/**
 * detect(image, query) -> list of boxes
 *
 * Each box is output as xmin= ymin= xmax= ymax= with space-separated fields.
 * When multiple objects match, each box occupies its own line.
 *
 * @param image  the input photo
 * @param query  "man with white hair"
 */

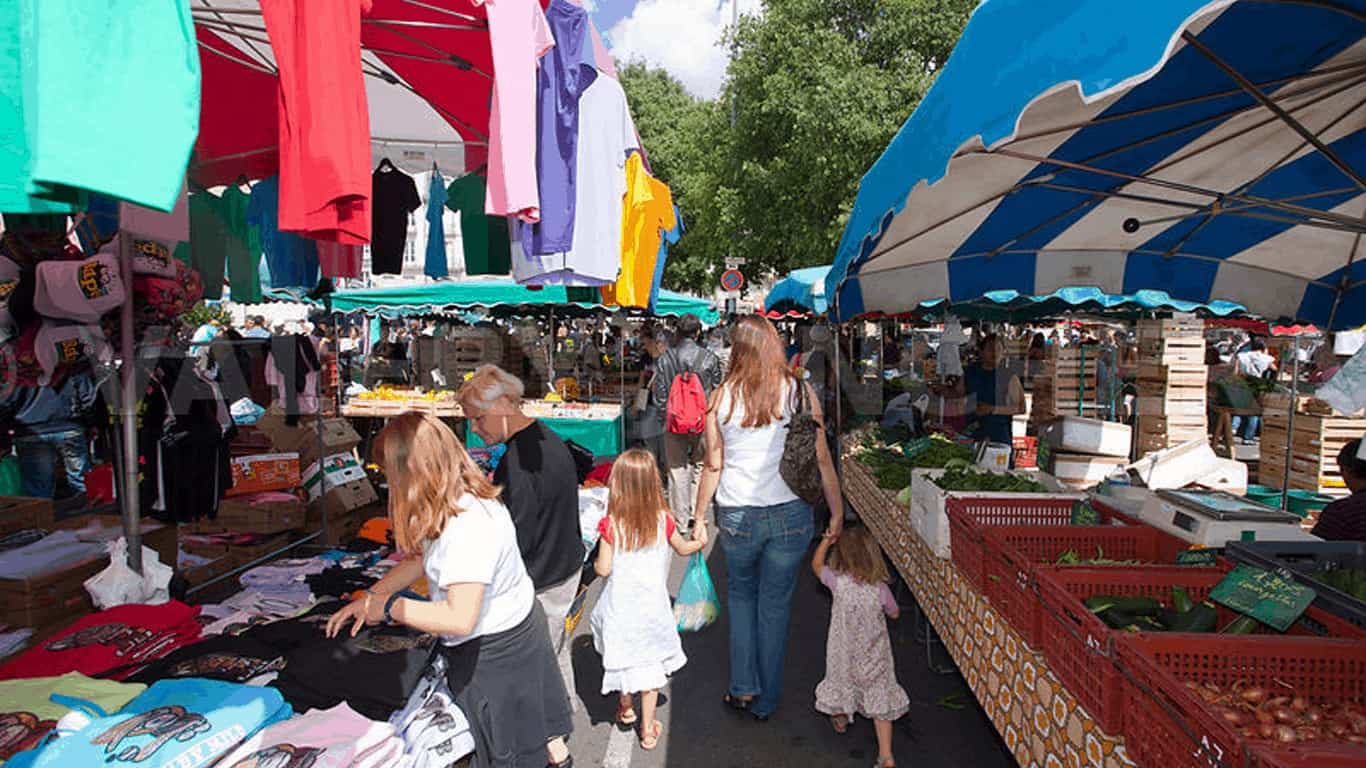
xmin=457 ymin=364 xmax=582 ymax=704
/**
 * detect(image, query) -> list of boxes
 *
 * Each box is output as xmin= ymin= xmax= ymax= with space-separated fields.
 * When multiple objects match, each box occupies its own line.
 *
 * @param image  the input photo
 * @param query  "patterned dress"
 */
xmin=814 ymin=568 xmax=910 ymax=721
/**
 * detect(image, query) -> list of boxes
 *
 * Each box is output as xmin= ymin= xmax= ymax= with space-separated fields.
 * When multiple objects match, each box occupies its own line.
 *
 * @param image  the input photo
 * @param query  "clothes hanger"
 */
xmin=377 ymin=157 xmax=396 ymax=172
xmin=234 ymin=173 xmax=249 ymax=189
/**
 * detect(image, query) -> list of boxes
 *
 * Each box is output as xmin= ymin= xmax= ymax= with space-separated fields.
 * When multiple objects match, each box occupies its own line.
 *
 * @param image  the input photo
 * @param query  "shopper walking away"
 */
xmin=325 ymin=413 xmax=574 ymax=768
xmin=691 ymin=315 xmax=845 ymax=721
xmin=457 ymin=364 xmax=584 ymax=706
xmin=652 ymin=313 xmax=723 ymax=529
xmin=812 ymin=526 xmax=909 ymax=768
xmin=590 ymin=449 xmax=705 ymax=750
xmin=1232 ymin=337 xmax=1277 ymax=440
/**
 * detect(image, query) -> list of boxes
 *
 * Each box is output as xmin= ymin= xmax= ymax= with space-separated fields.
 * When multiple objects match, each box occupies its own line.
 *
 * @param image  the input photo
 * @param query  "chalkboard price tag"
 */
xmin=1209 ymin=564 xmax=1316 ymax=631
xmin=1176 ymin=548 xmax=1219 ymax=566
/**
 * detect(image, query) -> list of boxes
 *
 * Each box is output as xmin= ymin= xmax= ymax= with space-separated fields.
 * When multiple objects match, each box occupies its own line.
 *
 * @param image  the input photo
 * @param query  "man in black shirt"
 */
xmin=458 ymin=364 xmax=582 ymax=701
xmin=1311 ymin=439 xmax=1366 ymax=542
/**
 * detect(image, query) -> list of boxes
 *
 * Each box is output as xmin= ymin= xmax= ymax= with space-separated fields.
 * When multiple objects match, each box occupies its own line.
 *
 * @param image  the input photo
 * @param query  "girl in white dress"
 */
xmin=591 ymin=449 xmax=705 ymax=750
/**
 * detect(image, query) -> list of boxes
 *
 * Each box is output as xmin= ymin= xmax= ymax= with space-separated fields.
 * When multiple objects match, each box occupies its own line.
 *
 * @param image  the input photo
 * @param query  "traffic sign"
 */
xmin=724 ymin=257 xmax=747 ymax=269
xmin=720 ymin=269 xmax=745 ymax=292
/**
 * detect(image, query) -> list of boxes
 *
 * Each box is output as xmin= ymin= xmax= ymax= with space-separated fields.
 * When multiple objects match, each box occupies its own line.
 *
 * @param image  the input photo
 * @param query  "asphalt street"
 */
xmin=557 ymin=533 xmax=1015 ymax=768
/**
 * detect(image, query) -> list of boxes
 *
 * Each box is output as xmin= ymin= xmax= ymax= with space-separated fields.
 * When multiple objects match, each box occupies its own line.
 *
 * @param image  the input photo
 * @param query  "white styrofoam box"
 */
xmin=1038 ymin=416 xmax=1132 ymax=458
xmin=1128 ymin=439 xmax=1219 ymax=490
xmin=1046 ymin=453 xmax=1128 ymax=489
xmin=908 ymin=468 xmax=1084 ymax=559
xmin=302 ymin=452 xmax=366 ymax=502
xmin=1193 ymin=458 xmax=1248 ymax=496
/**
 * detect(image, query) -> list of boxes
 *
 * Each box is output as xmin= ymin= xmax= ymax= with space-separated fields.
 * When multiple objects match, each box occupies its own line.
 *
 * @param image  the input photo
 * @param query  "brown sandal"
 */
xmin=639 ymin=720 xmax=663 ymax=750
xmin=616 ymin=700 xmax=638 ymax=727
xmin=830 ymin=714 xmax=849 ymax=734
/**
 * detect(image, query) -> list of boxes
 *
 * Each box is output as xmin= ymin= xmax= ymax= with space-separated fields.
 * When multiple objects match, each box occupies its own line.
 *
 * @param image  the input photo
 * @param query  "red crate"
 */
xmin=1043 ymin=566 xmax=1365 ymax=740
xmin=1012 ymin=436 xmax=1038 ymax=468
xmin=980 ymin=523 xmax=1191 ymax=649
xmin=1246 ymin=744 xmax=1366 ymax=768
xmin=945 ymin=496 xmax=1132 ymax=592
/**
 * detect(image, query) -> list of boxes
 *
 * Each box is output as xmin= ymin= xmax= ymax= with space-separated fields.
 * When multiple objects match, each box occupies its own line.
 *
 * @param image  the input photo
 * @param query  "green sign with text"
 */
xmin=1209 ymin=564 xmax=1315 ymax=631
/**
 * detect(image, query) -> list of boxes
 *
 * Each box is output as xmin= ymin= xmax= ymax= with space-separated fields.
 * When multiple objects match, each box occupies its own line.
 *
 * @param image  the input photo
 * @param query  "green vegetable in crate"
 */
xmin=1084 ymin=595 xmax=1162 ymax=616
xmin=1070 ymin=500 xmax=1101 ymax=526
xmin=1054 ymin=547 xmax=1141 ymax=566
xmin=1171 ymin=586 xmax=1193 ymax=614
xmin=1221 ymin=615 xmax=1261 ymax=634
xmin=1167 ymin=602 xmax=1218 ymax=633
xmin=1308 ymin=568 xmax=1366 ymax=601
xmin=933 ymin=465 xmax=1047 ymax=493
xmin=895 ymin=486 xmax=913 ymax=506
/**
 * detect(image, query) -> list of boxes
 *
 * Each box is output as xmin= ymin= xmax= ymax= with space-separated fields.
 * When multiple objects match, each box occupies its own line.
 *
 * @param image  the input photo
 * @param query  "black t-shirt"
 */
xmin=370 ymin=167 xmax=422 ymax=275
xmin=493 ymin=420 xmax=583 ymax=590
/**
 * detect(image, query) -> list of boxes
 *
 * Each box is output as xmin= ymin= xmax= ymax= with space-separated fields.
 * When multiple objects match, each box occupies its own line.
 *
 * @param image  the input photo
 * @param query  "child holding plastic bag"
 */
xmin=591 ymin=449 xmax=706 ymax=750
xmin=812 ymin=526 xmax=909 ymax=768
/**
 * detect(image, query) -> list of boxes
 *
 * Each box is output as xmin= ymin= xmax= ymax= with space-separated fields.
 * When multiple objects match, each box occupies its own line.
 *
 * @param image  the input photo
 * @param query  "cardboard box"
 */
xmin=303 ymin=454 xmax=368 ymax=502
xmin=199 ymin=495 xmax=305 ymax=535
xmin=227 ymin=453 xmax=301 ymax=497
xmin=256 ymin=411 xmax=360 ymax=467
xmin=180 ymin=555 xmax=235 ymax=586
xmin=0 ymin=559 xmax=99 ymax=630
xmin=225 ymin=534 xmax=291 ymax=569
xmin=308 ymin=479 xmax=378 ymax=523
xmin=0 ymin=497 xmax=54 ymax=537
xmin=317 ymin=511 xmax=363 ymax=547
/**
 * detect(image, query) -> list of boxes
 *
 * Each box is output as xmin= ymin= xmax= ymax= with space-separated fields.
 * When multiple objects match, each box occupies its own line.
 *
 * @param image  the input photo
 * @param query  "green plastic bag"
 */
xmin=0 ymin=454 xmax=20 ymax=496
xmin=674 ymin=553 xmax=719 ymax=632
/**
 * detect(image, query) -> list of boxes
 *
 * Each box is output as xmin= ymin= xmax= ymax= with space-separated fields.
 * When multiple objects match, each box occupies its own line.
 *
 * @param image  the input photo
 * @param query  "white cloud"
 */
xmin=605 ymin=0 xmax=761 ymax=100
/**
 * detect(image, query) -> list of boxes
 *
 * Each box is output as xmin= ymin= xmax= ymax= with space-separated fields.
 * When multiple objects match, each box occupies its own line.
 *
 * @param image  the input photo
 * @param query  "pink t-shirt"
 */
xmin=476 ymin=0 xmax=554 ymax=222
xmin=820 ymin=568 xmax=899 ymax=615
xmin=316 ymin=240 xmax=362 ymax=278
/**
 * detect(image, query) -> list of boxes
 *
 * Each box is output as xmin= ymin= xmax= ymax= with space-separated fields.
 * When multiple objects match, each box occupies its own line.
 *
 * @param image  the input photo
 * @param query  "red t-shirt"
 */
xmin=597 ymin=513 xmax=675 ymax=547
xmin=0 ymin=602 xmax=202 ymax=681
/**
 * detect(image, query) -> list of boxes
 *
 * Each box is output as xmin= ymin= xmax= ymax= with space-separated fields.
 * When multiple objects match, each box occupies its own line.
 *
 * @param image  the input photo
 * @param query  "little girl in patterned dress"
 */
xmin=591 ymin=449 xmax=706 ymax=751
xmin=812 ymin=525 xmax=909 ymax=768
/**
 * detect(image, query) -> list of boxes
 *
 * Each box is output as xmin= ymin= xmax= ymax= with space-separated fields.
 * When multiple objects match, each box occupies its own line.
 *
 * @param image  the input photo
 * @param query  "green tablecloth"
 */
xmin=467 ymin=416 xmax=623 ymax=458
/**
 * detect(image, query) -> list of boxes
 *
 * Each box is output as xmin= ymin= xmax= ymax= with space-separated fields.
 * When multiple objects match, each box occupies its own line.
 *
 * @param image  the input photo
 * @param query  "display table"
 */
xmin=841 ymin=454 xmax=1134 ymax=768
xmin=467 ymin=402 xmax=624 ymax=457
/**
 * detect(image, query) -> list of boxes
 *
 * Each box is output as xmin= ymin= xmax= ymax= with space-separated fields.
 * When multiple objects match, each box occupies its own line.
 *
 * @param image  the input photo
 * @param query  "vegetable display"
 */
xmin=1308 ymin=569 xmax=1366 ymax=601
xmin=854 ymin=430 xmax=974 ymax=490
xmin=1083 ymin=587 xmax=1276 ymax=635
xmin=1183 ymin=679 xmax=1366 ymax=745
xmin=933 ymin=463 xmax=1047 ymax=493
xmin=1054 ymin=547 xmax=1141 ymax=566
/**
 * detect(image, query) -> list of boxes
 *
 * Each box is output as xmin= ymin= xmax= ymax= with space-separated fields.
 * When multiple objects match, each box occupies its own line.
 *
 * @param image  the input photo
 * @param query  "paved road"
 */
xmin=559 ymin=534 xmax=1014 ymax=768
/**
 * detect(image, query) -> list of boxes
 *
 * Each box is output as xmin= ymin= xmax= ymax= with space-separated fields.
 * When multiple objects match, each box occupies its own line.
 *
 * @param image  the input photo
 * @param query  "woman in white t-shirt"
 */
xmin=325 ymin=412 xmax=574 ymax=768
xmin=691 ymin=315 xmax=845 ymax=722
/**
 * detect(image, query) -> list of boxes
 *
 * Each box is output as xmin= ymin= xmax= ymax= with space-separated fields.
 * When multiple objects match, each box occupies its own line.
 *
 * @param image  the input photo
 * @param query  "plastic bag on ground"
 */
xmin=674 ymin=553 xmax=719 ymax=632
xmin=84 ymin=537 xmax=173 ymax=609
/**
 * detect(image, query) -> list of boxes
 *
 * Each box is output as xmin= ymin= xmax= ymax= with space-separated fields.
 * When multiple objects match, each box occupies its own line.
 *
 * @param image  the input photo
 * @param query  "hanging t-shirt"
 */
xmin=21 ymin=678 xmax=290 ymax=768
xmin=513 ymin=74 xmax=637 ymax=287
xmin=217 ymin=703 xmax=404 ymax=768
xmin=0 ymin=674 xmax=145 ymax=763
xmin=246 ymin=176 xmax=319 ymax=290
xmin=649 ymin=207 xmax=683 ymax=311
xmin=261 ymin=0 xmax=371 ymax=245
xmin=2 ymin=0 xmax=197 ymax=214
xmin=423 ymin=172 xmax=449 ymax=279
xmin=517 ymin=0 xmax=596 ymax=256
xmin=316 ymin=241 xmax=363 ymax=279
xmin=601 ymin=154 xmax=676 ymax=309
xmin=188 ymin=188 xmax=259 ymax=302
xmin=445 ymin=174 xmax=511 ymax=276
xmin=370 ymin=167 xmax=421 ymax=276
xmin=475 ymin=0 xmax=554 ymax=221
xmin=0 ymin=602 xmax=202 ymax=681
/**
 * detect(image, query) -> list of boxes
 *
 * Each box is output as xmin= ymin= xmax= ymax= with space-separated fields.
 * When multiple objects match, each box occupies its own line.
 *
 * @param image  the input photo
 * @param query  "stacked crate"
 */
xmin=1029 ymin=345 xmax=1100 ymax=431
xmin=1133 ymin=315 xmax=1208 ymax=453
xmin=1261 ymin=395 xmax=1363 ymax=499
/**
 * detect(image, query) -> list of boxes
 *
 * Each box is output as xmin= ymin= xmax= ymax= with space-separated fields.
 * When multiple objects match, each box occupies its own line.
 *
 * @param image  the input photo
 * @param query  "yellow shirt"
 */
xmin=602 ymin=153 xmax=676 ymax=308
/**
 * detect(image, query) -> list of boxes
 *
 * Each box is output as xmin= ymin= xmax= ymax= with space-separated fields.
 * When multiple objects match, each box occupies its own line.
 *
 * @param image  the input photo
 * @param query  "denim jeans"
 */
xmin=717 ymin=498 xmax=813 ymax=717
xmin=1231 ymin=415 xmax=1262 ymax=440
xmin=15 ymin=429 xmax=90 ymax=498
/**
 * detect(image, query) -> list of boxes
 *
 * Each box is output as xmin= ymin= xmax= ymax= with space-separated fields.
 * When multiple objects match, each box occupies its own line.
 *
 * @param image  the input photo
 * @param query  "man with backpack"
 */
xmin=651 ymin=313 xmax=723 ymax=529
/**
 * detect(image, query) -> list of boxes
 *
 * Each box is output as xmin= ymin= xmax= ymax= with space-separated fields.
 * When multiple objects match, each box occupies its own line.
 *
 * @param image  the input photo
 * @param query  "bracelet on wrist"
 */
xmin=383 ymin=592 xmax=403 ymax=624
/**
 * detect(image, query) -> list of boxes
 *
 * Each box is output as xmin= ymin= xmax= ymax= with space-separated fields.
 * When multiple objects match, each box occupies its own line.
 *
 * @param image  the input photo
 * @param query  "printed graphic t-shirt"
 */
xmin=0 ymin=602 xmax=202 ymax=681
xmin=215 ymin=703 xmax=401 ymax=768
xmin=370 ymin=168 xmax=422 ymax=275
xmin=0 ymin=673 xmax=145 ymax=763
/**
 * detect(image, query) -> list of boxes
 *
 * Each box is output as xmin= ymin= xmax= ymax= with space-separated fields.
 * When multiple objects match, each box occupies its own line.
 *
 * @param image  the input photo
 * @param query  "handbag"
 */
xmin=780 ymin=383 xmax=825 ymax=504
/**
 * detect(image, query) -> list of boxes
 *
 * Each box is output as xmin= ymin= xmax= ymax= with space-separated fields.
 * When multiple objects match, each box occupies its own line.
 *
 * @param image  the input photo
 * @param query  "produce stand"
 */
xmin=467 ymin=402 xmax=624 ymax=458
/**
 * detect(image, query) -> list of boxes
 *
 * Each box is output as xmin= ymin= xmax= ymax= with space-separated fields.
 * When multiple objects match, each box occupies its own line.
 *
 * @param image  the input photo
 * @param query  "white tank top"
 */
xmin=714 ymin=381 xmax=800 ymax=508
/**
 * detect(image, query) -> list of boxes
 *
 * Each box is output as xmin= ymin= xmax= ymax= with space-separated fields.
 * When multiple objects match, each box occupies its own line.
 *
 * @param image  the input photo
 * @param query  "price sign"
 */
xmin=720 ymin=269 xmax=744 ymax=292
xmin=1209 ymin=564 xmax=1315 ymax=631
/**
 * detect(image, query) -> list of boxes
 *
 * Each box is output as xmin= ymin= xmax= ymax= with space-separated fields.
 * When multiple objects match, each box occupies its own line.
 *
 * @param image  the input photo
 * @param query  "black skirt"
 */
xmin=441 ymin=601 xmax=574 ymax=768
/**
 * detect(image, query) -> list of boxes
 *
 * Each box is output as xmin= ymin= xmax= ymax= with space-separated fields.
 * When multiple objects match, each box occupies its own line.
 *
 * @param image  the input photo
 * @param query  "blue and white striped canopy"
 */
xmin=764 ymin=265 xmax=831 ymax=314
xmin=828 ymin=0 xmax=1366 ymax=329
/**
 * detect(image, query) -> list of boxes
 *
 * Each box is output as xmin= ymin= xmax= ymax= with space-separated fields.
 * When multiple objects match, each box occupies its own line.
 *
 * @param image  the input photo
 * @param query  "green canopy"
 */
xmin=267 ymin=279 xmax=719 ymax=325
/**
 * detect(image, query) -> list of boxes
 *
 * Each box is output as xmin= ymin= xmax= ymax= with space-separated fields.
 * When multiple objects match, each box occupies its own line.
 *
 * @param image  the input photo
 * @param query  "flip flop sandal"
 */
xmin=722 ymin=693 xmax=752 ymax=713
xmin=639 ymin=720 xmax=663 ymax=751
xmin=830 ymin=714 xmax=850 ymax=734
xmin=616 ymin=702 xmax=638 ymax=727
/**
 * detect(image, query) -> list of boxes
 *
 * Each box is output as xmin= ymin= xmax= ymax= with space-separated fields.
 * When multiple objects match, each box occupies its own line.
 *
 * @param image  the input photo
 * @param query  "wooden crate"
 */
xmin=0 ymin=557 xmax=101 ymax=630
xmin=1137 ymin=337 xmax=1205 ymax=365
xmin=1136 ymin=396 xmax=1206 ymax=418
xmin=0 ymin=497 xmax=54 ymax=537
xmin=1136 ymin=363 xmax=1207 ymax=386
xmin=1135 ymin=414 xmax=1208 ymax=453
xmin=1136 ymin=315 xmax=1204 ymax=339
xmin=1260 ymin=413 xmax=1362 ymax=497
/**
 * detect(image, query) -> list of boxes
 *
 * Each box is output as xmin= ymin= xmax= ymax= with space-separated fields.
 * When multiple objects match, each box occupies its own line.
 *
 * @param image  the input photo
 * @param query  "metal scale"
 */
xmin=1137 ymin=489 xmax=1321 ymax=546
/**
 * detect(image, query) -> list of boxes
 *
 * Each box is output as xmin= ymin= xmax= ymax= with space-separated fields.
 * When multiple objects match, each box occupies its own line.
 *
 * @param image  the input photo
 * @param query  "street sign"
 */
xmin=724 ymin=257 xmax=747 ymax=269
xmin=720 ymin=269 xmax=744 ymax=292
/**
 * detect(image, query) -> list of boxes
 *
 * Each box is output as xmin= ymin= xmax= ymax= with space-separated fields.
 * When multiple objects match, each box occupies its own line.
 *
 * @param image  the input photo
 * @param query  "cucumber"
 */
xmin=1169 ymin=602 xmax=1218 ymax=633
xmin=1084 ymin=596 xmax=1117 ymax=614
xmin=1104 ymin=596 xmax=1162 ymax=616
xmin=1171 ymin=586 xmax=1193 ymax=615
xmin=1221 ymin=615 xmax=1261 ymax=635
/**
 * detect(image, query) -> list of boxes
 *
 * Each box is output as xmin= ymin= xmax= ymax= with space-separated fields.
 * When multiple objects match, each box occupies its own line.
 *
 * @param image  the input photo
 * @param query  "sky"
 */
xmin=585 ymin=0 xmax=764 ymax=101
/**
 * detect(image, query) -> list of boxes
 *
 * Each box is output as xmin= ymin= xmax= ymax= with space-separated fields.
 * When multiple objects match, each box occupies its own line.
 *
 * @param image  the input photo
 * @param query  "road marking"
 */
xmin=602 ymin=724 xmax=635 ymax=768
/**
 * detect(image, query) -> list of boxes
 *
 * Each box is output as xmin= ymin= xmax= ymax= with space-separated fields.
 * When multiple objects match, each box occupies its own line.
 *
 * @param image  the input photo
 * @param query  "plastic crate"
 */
xmin=1246 ymin=744 xmax=1366 ymax=768
xmin=944 ymin=495 xmax=1136 ymax=591
xmin=1038 ymin=565 xmax=1363 ymax=736
xmin=1012 ymin=436 xmax=1038 ymax=469
xmin=1116 ymin=634 xmax=1366 ymax=768
xmin=1224 ymin=541 xmax=1366 ymax=631
xmin=980 ymin=523 xmax=1191 ymax=649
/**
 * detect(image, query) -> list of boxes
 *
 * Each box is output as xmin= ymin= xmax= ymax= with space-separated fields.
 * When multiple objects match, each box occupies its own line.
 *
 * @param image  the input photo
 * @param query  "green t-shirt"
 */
xmin=189 ymin=186 xmax=260 ymax=302
xmin=0 ymin=672 xmax=145 ymax=763
xmin=445 ymin=173 xmax=510 ymax=276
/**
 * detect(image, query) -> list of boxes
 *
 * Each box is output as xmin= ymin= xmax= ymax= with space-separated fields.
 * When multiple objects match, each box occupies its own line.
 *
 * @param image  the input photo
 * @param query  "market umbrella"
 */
xmin=764 ymin=264 xmax=831 ymax=315
xmin=828 ymin=0 xmax=1366 ymax=330
xmin=915 ymin=286 xmax=1247 ymax=323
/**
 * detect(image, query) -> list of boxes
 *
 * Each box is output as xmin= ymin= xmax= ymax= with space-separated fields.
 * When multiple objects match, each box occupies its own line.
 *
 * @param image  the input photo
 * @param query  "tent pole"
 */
xmin=831 ymin=289 xmax=843 ymax=480
xmin=118 ymin=232 xmax=142 ymax=574
xmin=1279 ymin=334 xmax=1302 ymax=510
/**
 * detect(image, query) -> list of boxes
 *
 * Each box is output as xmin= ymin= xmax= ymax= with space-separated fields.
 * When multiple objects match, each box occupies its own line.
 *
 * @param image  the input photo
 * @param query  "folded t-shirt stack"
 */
xmin=388 ymin=652 xmax=475 ymax=767
xmin=217 ymin=702 xmax=410 ymax=768
xmin=0 ymin=673 xmax=146 ymax=763
xmin=0 ymin=602 xmax=202 ymax=681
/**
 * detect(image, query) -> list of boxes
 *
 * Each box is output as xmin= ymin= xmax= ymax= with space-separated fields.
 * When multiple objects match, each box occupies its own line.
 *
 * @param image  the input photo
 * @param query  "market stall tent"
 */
xmin=764 ymin=264 xmax=831 ymax=315
xmin=827 ymin=0 xmax=1366 ymax=330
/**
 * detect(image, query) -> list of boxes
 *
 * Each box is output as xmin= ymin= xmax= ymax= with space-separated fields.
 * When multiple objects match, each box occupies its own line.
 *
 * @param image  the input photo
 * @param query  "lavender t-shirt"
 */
xmin=518 ymin=0 xmax=598 ymax=256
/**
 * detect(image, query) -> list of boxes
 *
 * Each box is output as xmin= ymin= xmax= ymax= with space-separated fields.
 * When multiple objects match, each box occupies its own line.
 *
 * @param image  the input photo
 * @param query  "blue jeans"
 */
xmin=717 ymin=498 xmax=813 ymax=717
xmin=1231 ymin=415 xmax=1262 ymax=440
xmin=15 ymin=429 xmax=90 ymax=498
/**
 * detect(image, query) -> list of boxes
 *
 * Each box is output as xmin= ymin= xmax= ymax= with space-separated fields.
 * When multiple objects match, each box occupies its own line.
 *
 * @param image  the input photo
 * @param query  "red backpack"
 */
xmin=665 ymin=371 xmax=707 ymax=435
